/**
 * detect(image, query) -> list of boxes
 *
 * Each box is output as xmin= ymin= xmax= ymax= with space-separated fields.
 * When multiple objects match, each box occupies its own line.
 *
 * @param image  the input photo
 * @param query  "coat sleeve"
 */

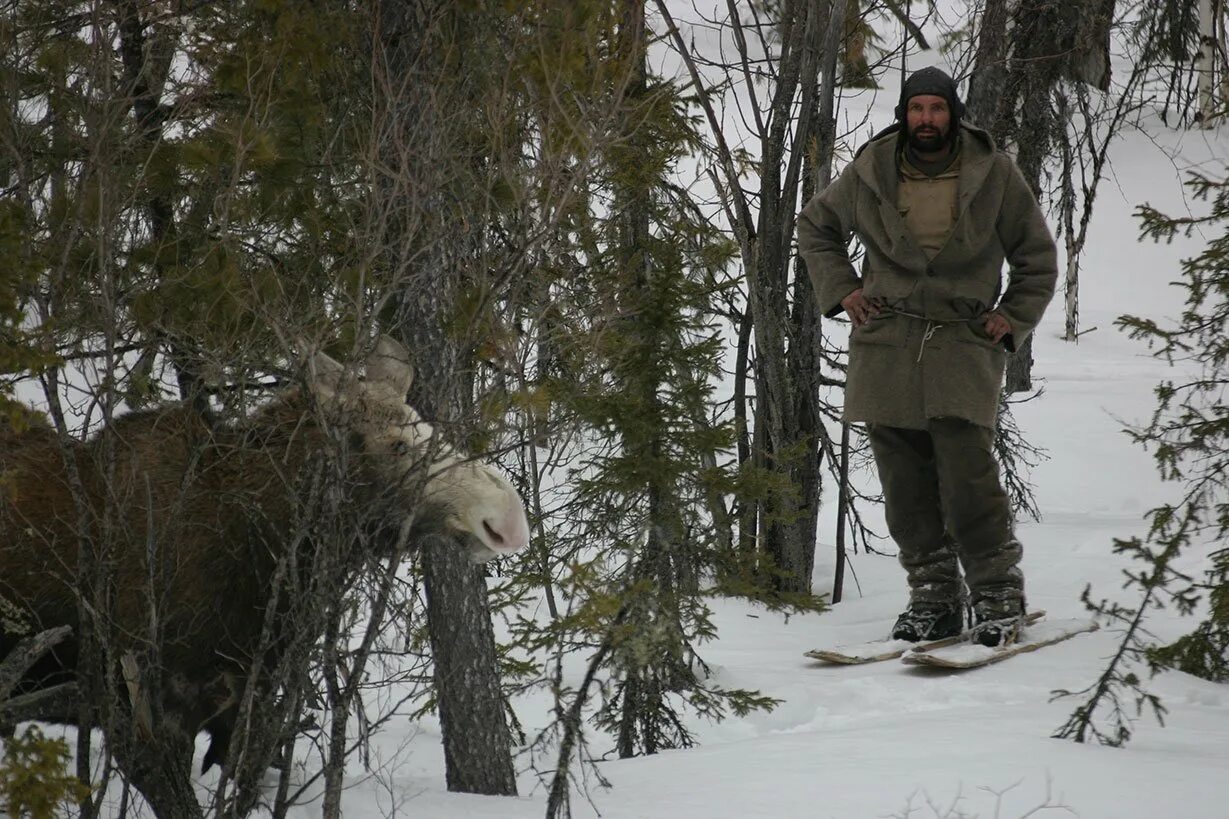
xmin=994 ymin=159 xmax=1058 ymax=351
xmin=797 ymin=164 xmax=863 ymax=318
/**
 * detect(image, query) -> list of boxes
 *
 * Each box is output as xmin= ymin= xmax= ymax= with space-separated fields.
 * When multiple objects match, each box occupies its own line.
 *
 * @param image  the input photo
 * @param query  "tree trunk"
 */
xmin=611 ymin=0 xmax=691 ymax=757
xmin=41 ymin=367 xmax=104 ymax=819
xmin=833 ymin=423 xmax=850 ymax=603
xmin=816 ymin=0 xmax=849 ymax=603
xmin=1057 ymin=88 xmax=1080 ymax=342
xmin=1063 ymin=250 xmax=1080 ymax=341
xmin=1005 ymin=334 xmax=1035 ymax=393
xmin=785 ymin=0 xmax=850 ymax=601
xmin=1198 ymin=0 xmax=1217 ymax=124
xmin=111 ymin=730 xmax=204 ymax=819
xmin=748 ymin=0 xmax=833 ymax=596
xmin=0 ymin=627 xmax=72 ymax=701
xmin=733 ymin=303 xmax=756 ymax=564
xmin=1068 ymin=0 xmax=1115 ymax=91
xmin=421 ymin=539 xmax=517 ymax=794
xmin=842 ymin=0 xmax=876 ymax=88
xmin=967 ymin=0 xmax=1036 ymax=495
xmin=1220 ymin=0 xmax=1229 ymax=108
xmin=653 ymin=0 xmax=830 ymax=596
xmin=965 ymin=0 xmax=1012 ymax=133
xmin=788 ymin=97 xmax=824 ymax=596
xmin=1001 ymin=0 xmax=1074 ymax=393
xmin=374 ymin=0 xmax=517 ymax=796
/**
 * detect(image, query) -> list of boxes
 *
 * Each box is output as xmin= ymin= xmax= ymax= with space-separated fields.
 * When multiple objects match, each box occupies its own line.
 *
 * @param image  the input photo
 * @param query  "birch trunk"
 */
xmin=1063 ymin=244 xmax=1080 ymax=341
xmin=1198 ymin=0 xmax=1217 ymax=125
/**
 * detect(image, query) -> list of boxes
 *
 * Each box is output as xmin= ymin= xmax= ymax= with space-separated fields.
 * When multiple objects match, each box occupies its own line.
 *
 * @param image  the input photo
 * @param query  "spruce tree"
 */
xmin=531 ymin=12 xmax=777 ymax=813
xmin=1053 ymin=170 xmax=1229 ymax=744
xmin=1124 ymin=172 xmax=1229 ymax=680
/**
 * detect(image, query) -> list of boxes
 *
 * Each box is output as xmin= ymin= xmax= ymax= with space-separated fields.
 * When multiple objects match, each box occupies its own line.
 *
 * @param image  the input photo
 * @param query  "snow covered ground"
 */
xmin=15 ymin=6 xmax=1229 ymax=818
xmin=70 ymin=104 xmax=1229 ymax=819
xmin=317 ymin=29 xmax=1229 ymax=819
xmin=323 ymin=113 xmax=1229 ymax=819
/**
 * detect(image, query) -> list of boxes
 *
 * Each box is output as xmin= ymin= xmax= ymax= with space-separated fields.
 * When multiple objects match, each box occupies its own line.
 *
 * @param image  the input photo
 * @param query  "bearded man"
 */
xmin=797 ymin=67 xmax=1058 ymax=647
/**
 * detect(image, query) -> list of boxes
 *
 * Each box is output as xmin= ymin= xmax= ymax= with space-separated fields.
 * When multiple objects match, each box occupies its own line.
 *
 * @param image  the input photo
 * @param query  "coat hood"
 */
xmin=852 ymin=122 xmax=997 ymax=203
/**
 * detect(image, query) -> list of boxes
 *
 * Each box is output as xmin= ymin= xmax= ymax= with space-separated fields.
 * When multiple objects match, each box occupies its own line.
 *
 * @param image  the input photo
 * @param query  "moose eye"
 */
xmin=390 ymin=440 xmax=411 ymax=457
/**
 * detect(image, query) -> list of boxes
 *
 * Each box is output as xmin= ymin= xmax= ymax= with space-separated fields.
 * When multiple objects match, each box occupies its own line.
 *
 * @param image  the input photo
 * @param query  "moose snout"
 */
xmin=482 ymin=498 xmax=530 ymax=555
xmin=446 ymin=466 xmax=532 ymax=561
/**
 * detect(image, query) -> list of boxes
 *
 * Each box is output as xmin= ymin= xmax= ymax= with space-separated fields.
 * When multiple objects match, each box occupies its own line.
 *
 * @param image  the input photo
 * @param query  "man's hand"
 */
xmin=983 ymin=311 xmax=1012 ymax=344
xmin=841 ymin=288 xmax=880 ymax=328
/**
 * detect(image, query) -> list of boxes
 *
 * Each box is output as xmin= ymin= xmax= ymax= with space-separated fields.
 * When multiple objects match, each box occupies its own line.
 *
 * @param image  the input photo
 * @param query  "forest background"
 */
xmin=0 ymin=0 xmax=1227 ymax=817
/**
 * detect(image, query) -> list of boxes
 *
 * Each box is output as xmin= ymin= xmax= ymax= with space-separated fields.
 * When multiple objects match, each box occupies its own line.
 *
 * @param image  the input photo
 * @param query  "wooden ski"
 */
xmin=901 ymin=617 xmax=1099 ymax=669
xmin=805 ymin=611 xmax=1047 ymax=665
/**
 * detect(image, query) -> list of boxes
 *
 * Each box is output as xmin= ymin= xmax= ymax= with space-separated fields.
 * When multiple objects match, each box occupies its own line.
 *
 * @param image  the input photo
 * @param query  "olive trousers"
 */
xmin=868 ymin=417 xmax=1024 ymax=614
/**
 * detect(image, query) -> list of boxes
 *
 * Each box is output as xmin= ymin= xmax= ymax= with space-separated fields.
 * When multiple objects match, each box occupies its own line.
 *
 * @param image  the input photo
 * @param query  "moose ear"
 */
xmin=308 ymin=351 xmax=346 ymax=400
xmin=367 ymin=335 xmax=415 ymax=398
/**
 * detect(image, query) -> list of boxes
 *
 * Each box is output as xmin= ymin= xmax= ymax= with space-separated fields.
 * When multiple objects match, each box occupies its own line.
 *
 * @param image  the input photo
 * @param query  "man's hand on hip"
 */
xmin=983 ymin=311 xmax=1012 ymax=344
xmin=841 ymin=288 xmax=880 ymax=328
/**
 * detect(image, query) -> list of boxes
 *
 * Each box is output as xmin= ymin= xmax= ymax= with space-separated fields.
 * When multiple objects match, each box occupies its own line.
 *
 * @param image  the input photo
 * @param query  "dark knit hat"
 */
xmin=894 ymin=67 xmax=965 ymax=122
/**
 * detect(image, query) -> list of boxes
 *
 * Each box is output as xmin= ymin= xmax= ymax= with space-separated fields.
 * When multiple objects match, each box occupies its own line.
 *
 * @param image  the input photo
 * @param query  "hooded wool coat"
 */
xmin=797 ymin=123 xmax=1057 ymax=430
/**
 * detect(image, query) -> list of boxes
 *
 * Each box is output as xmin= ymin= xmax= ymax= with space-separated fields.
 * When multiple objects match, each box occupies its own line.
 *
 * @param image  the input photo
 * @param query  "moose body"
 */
xmin=0 ymin=338 xmax=529 ymax=814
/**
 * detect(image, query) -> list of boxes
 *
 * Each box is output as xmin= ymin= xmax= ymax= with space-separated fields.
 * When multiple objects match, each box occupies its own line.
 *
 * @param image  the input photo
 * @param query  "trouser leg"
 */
xmin=868 ymin=424 xmax=963 ymax=606
xmin=928 ymin=417 xmax=1024 ymax=612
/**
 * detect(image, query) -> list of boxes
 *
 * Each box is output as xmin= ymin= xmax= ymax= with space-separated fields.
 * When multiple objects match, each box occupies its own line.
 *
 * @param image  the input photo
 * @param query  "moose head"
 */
xmin=304 ymin=335 xmax=530 ymax=561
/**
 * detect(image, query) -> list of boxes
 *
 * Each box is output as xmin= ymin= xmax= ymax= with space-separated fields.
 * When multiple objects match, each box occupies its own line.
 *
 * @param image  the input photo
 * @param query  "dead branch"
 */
xmin=0 ymin=683 xmax=80 ymax=725
xmin=0 ymin=625 xmax=73 ymax=701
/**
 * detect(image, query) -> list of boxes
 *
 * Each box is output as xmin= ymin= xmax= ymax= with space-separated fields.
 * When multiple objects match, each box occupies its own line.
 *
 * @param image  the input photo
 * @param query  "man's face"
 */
xmin=905 ymin=94 xmax=952 ymax=153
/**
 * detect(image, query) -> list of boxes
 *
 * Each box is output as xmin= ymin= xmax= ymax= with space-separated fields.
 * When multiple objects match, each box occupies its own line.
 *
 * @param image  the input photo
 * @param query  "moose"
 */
xmin=0 ymin=336 xmax=529 ymax=816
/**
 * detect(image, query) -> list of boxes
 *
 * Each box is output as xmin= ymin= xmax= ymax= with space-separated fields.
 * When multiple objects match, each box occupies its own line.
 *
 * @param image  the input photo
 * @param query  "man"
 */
xmin=797 ymin=66 xmax=1057 ymax=647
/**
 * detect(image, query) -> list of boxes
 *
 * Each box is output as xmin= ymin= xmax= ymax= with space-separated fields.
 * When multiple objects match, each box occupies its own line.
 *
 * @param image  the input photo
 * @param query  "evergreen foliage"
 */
xmin=1126 ymin=171 xmax=1229 ymax=681
xmin=2 ymin=0 xmax=792 ymax=809
xmin=502 ymin=13 xmax=788 ymax=813
xmin=1 ymin=2 xmax=409 ymax=812
xmin=1125 ymin=0 xmax=1227 ymax=125
xmin=538 ymin=46 xmax=774 ymax=751
xmin=14 ymin=0 xmax=1200 ymax=810
xmin=1 ymin=0 xmax=368 ymax=408
xmin=841 ymin=0 xmax=882 ymax=89
xmin=1053 ymin=170 xmax=1229 ymax=744
xmin=0 ymin=726 xmax=91 ymax=819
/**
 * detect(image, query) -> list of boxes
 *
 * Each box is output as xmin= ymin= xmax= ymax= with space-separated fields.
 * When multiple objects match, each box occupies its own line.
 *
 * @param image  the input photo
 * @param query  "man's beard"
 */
xmin=907 ymin=125 xmax=950 ymax=153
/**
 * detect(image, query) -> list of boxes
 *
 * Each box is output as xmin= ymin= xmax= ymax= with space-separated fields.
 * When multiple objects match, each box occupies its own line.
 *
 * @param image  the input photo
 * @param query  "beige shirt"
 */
xmin=897 ymin=152 xmax=962 ymax=260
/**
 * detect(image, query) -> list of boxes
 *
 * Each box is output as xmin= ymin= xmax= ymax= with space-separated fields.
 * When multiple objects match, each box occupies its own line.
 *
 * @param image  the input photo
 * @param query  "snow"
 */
xmin=808 ymin=636 xmax=925 ymax=663
xmin=288 ymin=93 xmax=1229 ymax=819
xmin=12 ymin=6 xmax=1229 ymax=819
xmin=901 ymin=618 xmax=1097 ymax=667
xmin=329 ymin=29 xmax=1229 ymax=819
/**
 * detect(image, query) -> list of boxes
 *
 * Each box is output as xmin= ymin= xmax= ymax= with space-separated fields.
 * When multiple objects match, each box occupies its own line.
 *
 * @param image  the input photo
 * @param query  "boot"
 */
xmin=970 ymin=599 xmax=1025 ymax=647
xmin=891 ymin=602 xmax=963 ymax=642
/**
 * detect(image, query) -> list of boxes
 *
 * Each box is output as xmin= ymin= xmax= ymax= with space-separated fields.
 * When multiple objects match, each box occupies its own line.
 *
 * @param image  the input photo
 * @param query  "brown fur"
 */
xmin=0 ymin=389 xmax=439 ymax=771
